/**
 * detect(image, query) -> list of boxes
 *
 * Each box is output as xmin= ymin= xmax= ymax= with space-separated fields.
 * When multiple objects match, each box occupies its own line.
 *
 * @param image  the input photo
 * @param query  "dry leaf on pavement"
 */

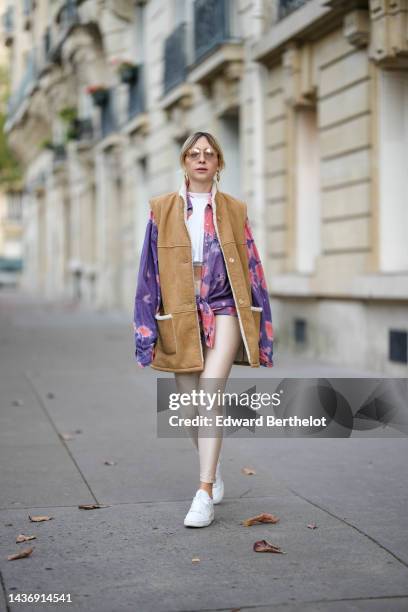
xmin=7 ymin=547 xmax=34 ymax=560
xmin=241 ymin=467 xmax=256 ymax=475
xmin=78 ymin=503 xmax=109 ymax=510
xmin=241 ymin=512 xmax=279 ymax=527
xmin=59 ymin=433 xmax=75 ymax=440
xmin=253 ymin=539 xmax=286 ymax=554
xmin=16 ymin=534 xmax=36 ymax=543
xmin=29 ymin=515 xmax=53 ymax=522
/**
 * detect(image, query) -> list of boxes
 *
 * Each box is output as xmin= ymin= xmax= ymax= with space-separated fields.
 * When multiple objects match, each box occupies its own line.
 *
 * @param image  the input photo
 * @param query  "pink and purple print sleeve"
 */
xmin=133 ymin=210 xmax=161 ymax=368
xmin=244 ymin=216 xmax=274 ymax=367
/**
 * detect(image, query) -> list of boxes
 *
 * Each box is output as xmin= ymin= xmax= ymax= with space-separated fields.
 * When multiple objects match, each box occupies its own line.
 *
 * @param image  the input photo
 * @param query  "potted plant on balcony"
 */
xmin=59 ymin=106 xmax=77 ymax=123
xmin=111 ymin=57 xmax=138 ymax=84
xmin=40 ymin=139 xmax=55 ymax=151
xmin=86 ymin=84 xmax=109 ymax=106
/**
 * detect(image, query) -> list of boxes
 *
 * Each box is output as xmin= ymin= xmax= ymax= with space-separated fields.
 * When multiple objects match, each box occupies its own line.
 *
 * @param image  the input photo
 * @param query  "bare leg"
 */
xmin=174 ymin=371 xmax=200 ymax=449
xmin=197 ymin=314 xmax=242 ymax=496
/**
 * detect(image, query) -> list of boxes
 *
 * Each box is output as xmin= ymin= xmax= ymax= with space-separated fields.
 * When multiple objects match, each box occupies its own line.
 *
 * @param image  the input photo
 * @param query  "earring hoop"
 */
xmin=184 ymin=171 xmax=190 ymax=188
xmin=216 ymin=168 xmax=220 ymax=182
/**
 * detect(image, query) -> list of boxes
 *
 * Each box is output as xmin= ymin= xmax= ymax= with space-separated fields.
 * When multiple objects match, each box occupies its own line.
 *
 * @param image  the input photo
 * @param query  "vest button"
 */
xmin=228 ymin=257 xmax=235 ymax=263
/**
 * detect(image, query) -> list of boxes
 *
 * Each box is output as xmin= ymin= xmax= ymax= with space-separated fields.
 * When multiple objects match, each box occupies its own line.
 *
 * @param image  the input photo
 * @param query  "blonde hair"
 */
xmin=179 ymin=131 xmax=226 ymax=172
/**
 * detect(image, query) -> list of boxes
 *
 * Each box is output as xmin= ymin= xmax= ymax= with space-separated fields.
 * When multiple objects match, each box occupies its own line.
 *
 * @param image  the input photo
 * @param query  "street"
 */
xmin=1 ymin=289 xmax=407 ymax=612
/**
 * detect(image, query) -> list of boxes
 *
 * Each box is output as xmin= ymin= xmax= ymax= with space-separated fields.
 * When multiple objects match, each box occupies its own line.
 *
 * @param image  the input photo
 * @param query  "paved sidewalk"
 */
xmin=0 ymin=289 xmax=407 ymax=612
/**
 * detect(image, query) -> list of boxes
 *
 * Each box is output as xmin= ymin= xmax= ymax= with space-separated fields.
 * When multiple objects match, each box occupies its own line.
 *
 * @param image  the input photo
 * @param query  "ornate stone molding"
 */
xmin=121 ymin=112 xmax=149 ymax=137
xmin=343 ymin=9 xmax=370 ymax=47
xmin=160 ymin=83 xmax=194 ymax=116
xmin=106 ymin=0 xmax=134 ymax=22
xmin=369 ymin=0 xmax=408 ymax=66
xmin=61 ymin=25 xmax=106 ymax=87
xmin=282 ymin=43 xmax=316 ymax=106
xmin=212 ymin=77 xmax=240 ymax=117
xmin=188 ymin=42 xmax=244 ymax=92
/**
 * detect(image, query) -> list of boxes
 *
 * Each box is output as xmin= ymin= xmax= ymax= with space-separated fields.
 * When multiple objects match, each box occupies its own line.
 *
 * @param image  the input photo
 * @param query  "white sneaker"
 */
xmin=212 ymin=461 xmax=224 ymax=505
xmin=184 ymin=489 xmax=214 ymax=527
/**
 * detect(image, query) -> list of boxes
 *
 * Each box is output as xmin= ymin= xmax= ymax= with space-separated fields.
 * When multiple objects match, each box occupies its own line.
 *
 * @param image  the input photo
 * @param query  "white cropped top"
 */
xmin=186 ymin=191 xmax=210 ymax=264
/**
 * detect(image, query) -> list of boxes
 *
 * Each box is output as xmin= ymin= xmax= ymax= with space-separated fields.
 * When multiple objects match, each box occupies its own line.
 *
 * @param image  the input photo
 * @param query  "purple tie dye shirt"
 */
xmin=133 ymin=189 xmax=274 ymax=368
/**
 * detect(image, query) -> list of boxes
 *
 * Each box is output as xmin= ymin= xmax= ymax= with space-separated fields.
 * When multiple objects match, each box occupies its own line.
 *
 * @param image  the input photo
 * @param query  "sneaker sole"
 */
xmin=184 ymin=516 xmax=214 ymax=527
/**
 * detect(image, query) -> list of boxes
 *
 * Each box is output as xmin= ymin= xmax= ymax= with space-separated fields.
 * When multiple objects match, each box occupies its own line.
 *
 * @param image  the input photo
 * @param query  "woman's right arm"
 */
xmin=133 ymin=210 xmax=161 ymax=368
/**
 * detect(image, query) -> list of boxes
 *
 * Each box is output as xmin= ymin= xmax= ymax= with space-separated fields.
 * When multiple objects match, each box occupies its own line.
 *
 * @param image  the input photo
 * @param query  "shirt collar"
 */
xmin=179 ymin=177 xmax=218 ymax=213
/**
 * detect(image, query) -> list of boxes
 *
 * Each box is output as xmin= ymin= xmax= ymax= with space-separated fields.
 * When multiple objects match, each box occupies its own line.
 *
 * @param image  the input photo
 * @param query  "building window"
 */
xmin=278 ymin=0 xmax=310 ymax=20
xmin=100 ymin=89 xmax=117 ymax=138
xmin=193 ymin=0 xmax=239 ymax=65
xmin=6 ymin=192 xmax=22 ymax=221
xmin=164 ymin=22 xmax=187 ymax=94
xmin=389 ymin=330 xmax=408 ymax=364
xmin=294 ymin=318 xmax=307 ymax=344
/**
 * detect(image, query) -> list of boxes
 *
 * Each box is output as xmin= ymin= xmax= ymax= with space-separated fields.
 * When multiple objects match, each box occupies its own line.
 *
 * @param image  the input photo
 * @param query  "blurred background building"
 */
xmin=1 ymin=0 xmax=407 ymax=373
xmin=0 ymin=1 xmax=22 ymax=288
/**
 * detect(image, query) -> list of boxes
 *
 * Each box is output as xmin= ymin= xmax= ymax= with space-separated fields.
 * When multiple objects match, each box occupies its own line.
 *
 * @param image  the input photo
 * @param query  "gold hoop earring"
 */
xmin=216 ymin=168 xmax=220 ymax=182
xmin=184 ymin=171 xmax=190 ymax=187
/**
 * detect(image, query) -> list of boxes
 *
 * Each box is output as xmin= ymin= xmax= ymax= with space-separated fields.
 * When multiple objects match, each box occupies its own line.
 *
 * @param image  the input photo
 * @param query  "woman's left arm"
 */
xmin=244 ymin=215 xmax=274 ymax=367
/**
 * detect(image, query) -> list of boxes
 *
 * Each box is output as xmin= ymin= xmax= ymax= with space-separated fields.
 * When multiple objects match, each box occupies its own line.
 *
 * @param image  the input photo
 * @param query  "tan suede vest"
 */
xmin=149 ymin=190 xmax=262 ymax=373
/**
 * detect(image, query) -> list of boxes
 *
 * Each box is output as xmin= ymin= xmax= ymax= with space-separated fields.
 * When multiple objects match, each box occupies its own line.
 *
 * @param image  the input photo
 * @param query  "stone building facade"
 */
xmin=2 ymin=0 xmax=407 ymax=373
xmin=0 ymin=0 xmax=22 ymax=286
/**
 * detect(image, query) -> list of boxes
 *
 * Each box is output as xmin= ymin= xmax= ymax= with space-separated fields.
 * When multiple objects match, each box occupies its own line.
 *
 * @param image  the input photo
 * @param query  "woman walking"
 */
xmin=133 ymin=131 xmax=274 ymax=527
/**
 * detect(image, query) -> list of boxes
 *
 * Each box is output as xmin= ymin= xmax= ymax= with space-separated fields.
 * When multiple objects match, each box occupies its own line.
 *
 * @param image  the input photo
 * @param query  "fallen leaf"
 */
xmin=78 ymin=503 xmax=109 ymax=510
xmin=307 ymin=523 xmax=317 ymax=529
xmin=253 ymin=539 xmax=286 ymax=554
xmin=28 ymin=515 xmax=53 ymax=522
xmin=7 ymin=547 xmax=34 ymax=560
xmin=242 ymin=513 xmax=280 ymax=527
xmin=59 ymin=433 xmax=75 ymax=441
xmin=74 ymin=429 xmax=82 ymax=434
xmin=241 ymin=467 xmax=256 ymax=475
xmin=104 ymin=460 xmax=117 ymax=466
xmin=16 ymin=534 xmax=37 ymax=543
xmin=191 ymin=557 xmax=200 ymax=563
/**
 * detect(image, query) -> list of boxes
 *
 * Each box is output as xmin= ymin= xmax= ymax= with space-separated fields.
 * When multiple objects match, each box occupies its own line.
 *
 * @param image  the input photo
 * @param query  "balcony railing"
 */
xmin=48 ymin=0 xmax=79 ymax=62
xmin=100 ymin=89 xmax=117 ymax=139
xmin=2 ymin=5 xmax=14 ymax=46
xmin=23 ymin=0 xmax=34 ymax=30
xmin=128 ymin=65 xmax=145 ymax=119
xmin=43 ymin=26 xmax=52 ymax=59
xmin=66 ymin=117 xmax=94 ymax=142
xmin=76 ymin=118 xmax=94 ymax=141
xmin=23 ymin=0 xmax=34 ymax=15
xmin=58 ymin=0 xmax=78 ymax=29
xmin=193 ymin=0 xmax=237 ymax=64
xmin=6 ymin=50 xmax=38 ymax=120
xmin=278 ymin=0 xmax=310 ymax=20
xmin=163 ymin=22 xmax=187 ymax=95
xmin=53 ymin=144 xmax=67 ymax=165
